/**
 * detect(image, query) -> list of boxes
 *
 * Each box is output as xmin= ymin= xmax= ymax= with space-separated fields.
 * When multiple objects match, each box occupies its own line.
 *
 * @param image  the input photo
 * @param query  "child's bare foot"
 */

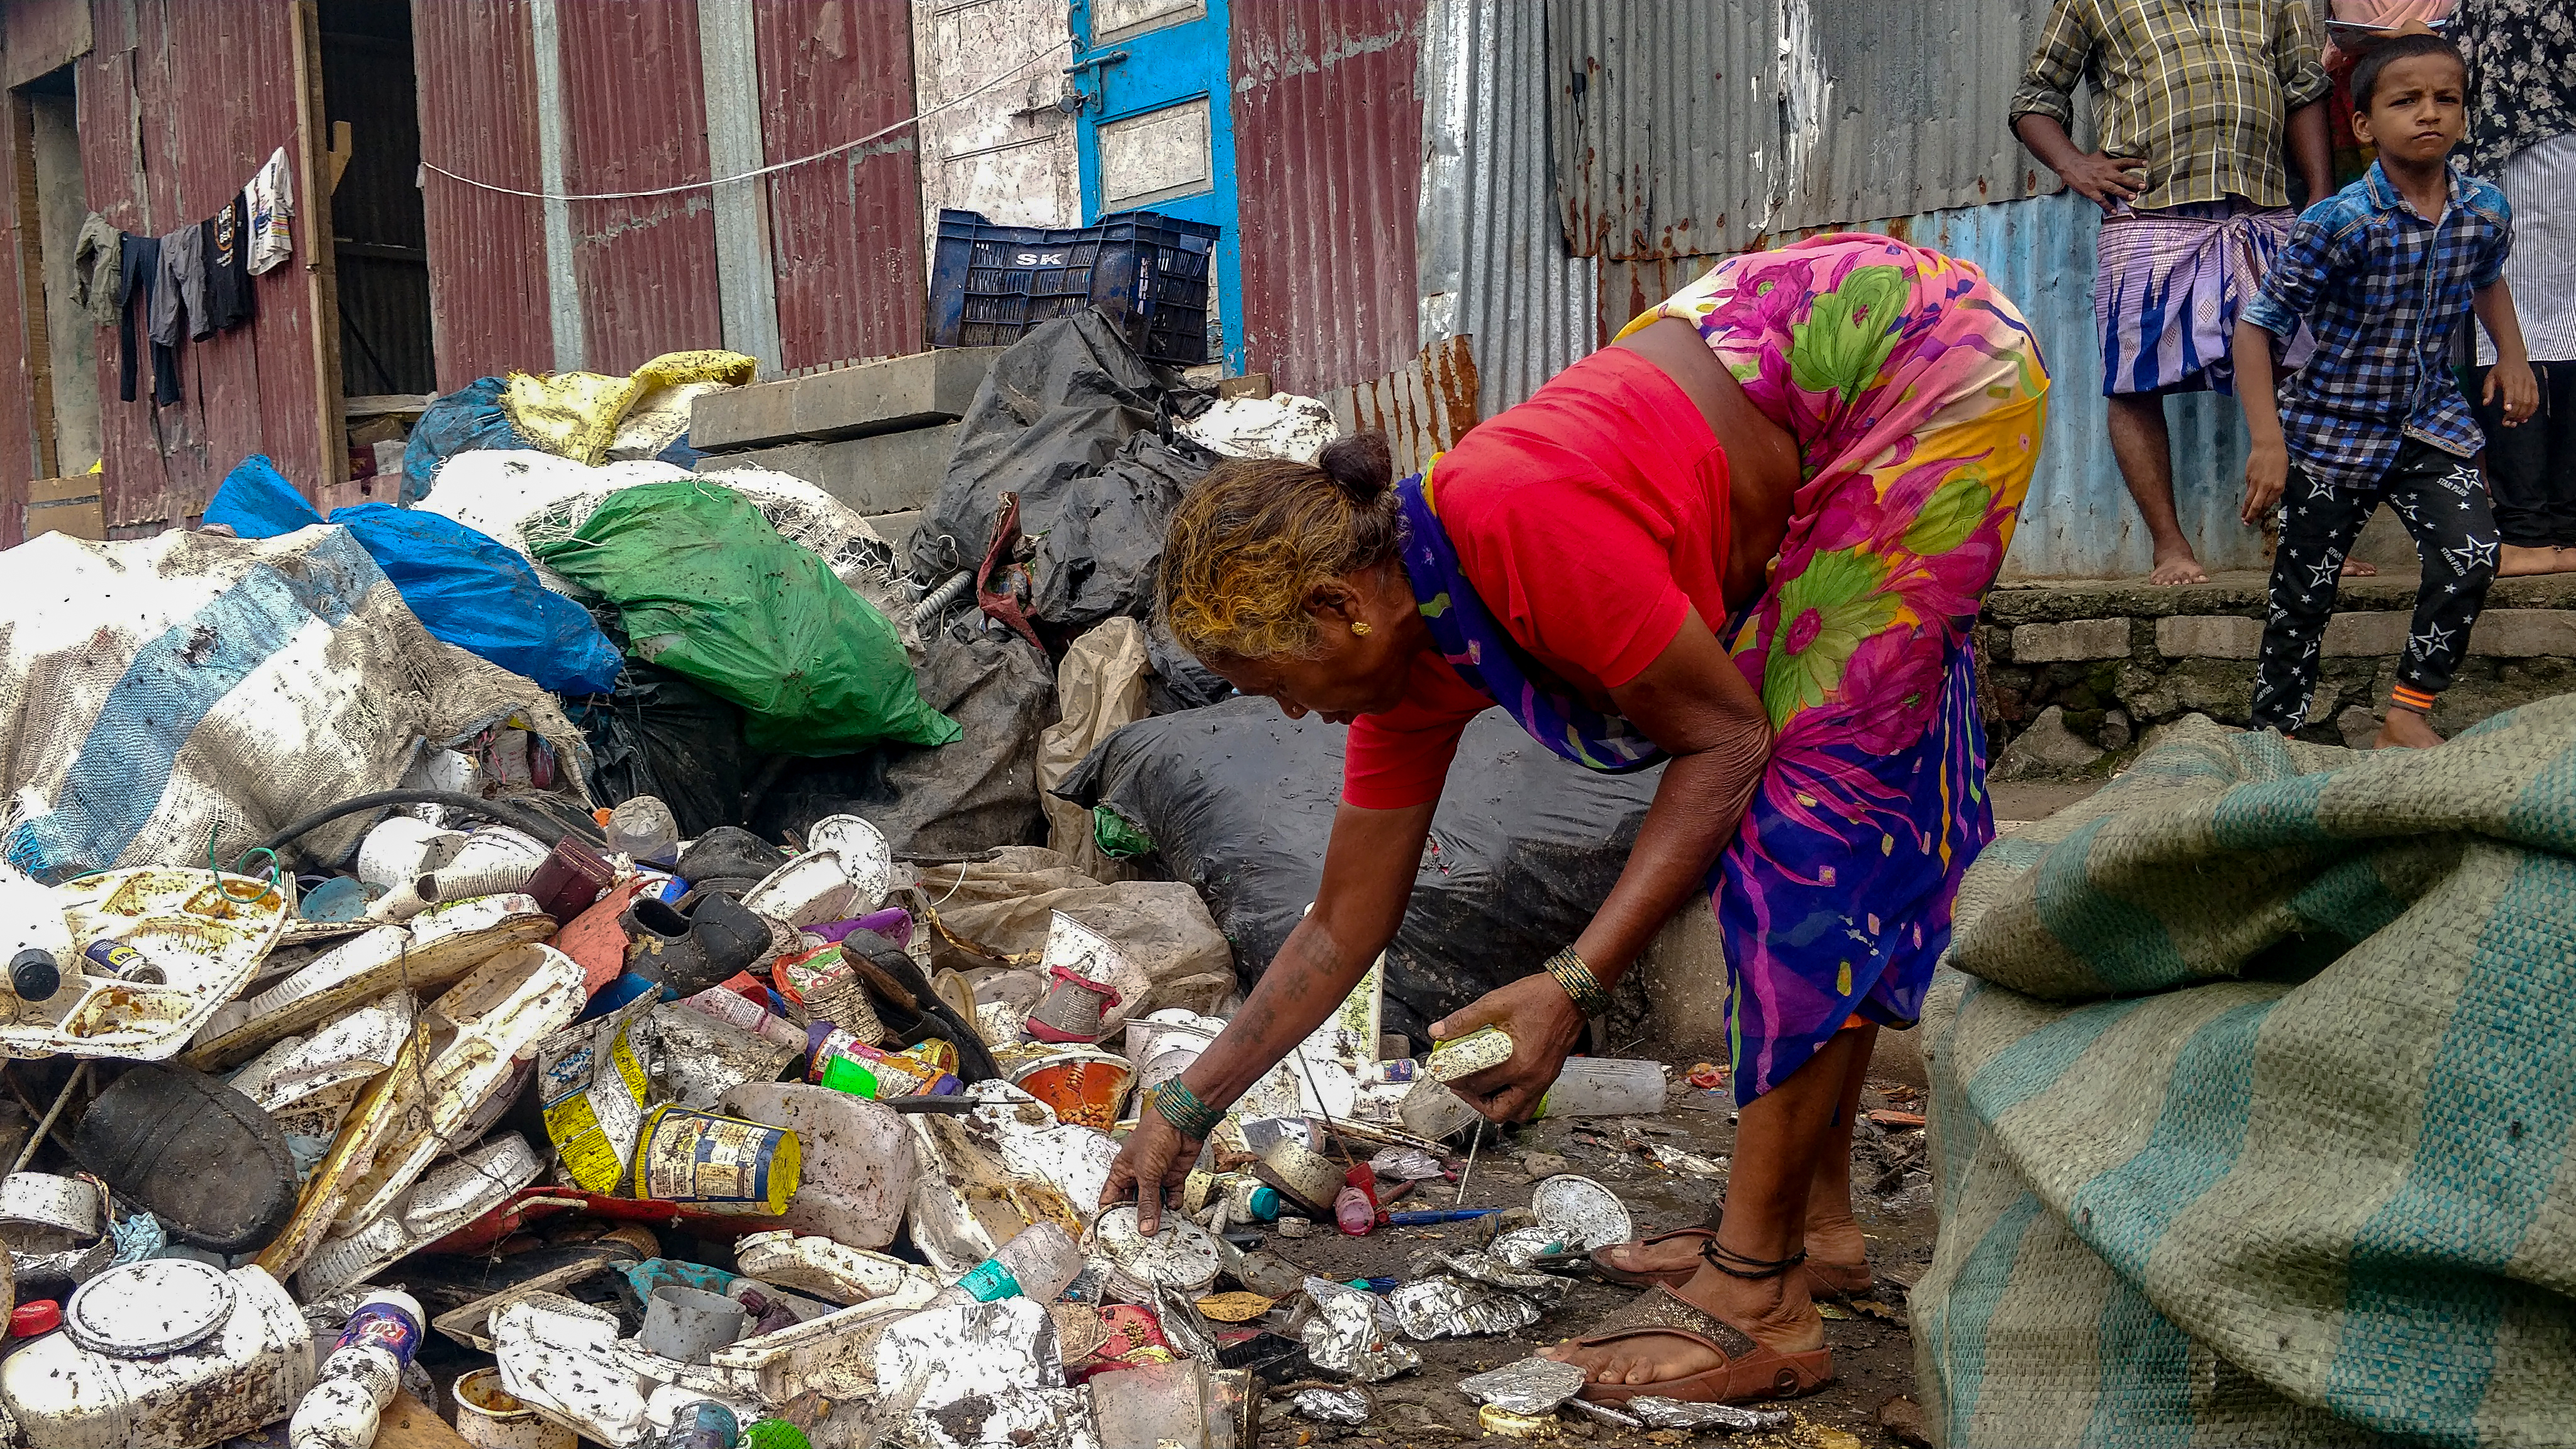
xmin=2148 ymin=548 xmax=2209 ymax=586
xmin=2498 ymin=544 xmax=2564 ymax=577
xmin=2340 ymin=558 xmax=2379 ymax=577
xmin=2375 ymin=709 xmax=2442 ymax=749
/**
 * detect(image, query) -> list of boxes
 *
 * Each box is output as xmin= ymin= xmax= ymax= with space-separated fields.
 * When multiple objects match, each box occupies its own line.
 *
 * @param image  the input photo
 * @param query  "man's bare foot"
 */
xmin=2375 ymin=709 xmax=2442 ymax=749
xmin=1539 ymin=1260 xmax=1824 ymax=1386
xmin=2148 ymin=550 xmax=2208 ymax=586
xmin=2340 ymin=558 xmax=2379 ymax=577
xmin=2498 ymin=544 xmax=2564 ymax=577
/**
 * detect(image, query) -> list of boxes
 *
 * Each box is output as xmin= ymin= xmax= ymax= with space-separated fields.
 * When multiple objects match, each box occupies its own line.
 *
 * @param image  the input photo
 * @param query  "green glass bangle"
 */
xmin=1546 ymin=947 xmax=1614 ymax=1018
xmin=1148 ymin=1079 xmax=1224 ymax=1140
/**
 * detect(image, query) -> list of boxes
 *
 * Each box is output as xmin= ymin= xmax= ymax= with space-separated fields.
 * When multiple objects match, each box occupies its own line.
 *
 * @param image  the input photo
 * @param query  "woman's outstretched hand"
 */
xmin=1099 ymin=1106 xmax=1201 ymax=1235
xmin=1428 ymin=974 xmax=1587 ymax=1123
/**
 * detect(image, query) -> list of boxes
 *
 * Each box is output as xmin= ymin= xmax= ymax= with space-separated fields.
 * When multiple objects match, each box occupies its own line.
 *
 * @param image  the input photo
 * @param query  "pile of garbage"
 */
xmin=0 ymin=309 xmax=1749 ymax=1448
xmin=0 ymin=804 xmax=1770 ymax=1449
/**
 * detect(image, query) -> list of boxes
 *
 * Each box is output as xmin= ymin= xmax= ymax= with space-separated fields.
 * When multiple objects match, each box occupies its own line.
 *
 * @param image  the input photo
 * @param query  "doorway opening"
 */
xmin=13 ymin=63 xmax=101 ymax=481
xmin=318 ymin=0 xmax=432 ymax=402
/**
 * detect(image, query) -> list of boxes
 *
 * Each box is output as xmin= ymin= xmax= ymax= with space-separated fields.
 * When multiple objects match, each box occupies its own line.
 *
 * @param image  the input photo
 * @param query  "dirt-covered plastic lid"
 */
xmin=62 ymin=1258 xmax=236 ymax=1355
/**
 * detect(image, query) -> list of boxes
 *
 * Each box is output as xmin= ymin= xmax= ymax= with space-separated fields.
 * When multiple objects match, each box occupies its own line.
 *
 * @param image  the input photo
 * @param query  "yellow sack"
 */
xmin=503 ymin=349 xmax=755 ymax=467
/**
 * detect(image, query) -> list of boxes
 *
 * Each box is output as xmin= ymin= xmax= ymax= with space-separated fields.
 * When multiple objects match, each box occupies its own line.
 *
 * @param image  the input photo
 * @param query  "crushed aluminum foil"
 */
xmin=1645 ymin=1141 xmax=1728 ymax=1177
xmin=1391 ymin=1250 xmax=1570 ymax=1340
xmin=1368 ymin=1146 xmax=1448 ymax=1181
xmin=1528 ymin=1175 xmax=1633 ymax=1253
xmin=1628 ymin=1397 xmax=1794 ymax=1431
xmin=1389 ymin=1274 xmax=1543 ymax=1340
xmin=1300 ymin=1276 xmax=1421 ymax=1381
xmin=1457 ymin=1357 xmax=1587 ymax=1415
xmin=1289 ymin=1387 xmax=1372 ymax=1425
xmin=1566 ymin=1400 xmax=1641 ymax=1429
xmin=1488 ymin=1225 xmax=1568 ymax=1270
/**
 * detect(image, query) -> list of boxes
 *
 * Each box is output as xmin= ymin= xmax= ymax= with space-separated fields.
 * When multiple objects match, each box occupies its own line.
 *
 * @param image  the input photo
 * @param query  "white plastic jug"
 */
xmin=716 ymin=1083 xmax=914 ymax=1250
xmin=0 ymin=1263 xmax=317 ymax=1449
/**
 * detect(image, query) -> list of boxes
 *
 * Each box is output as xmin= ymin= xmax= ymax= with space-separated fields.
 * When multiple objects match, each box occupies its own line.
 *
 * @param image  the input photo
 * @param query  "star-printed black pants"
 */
xmin=2251 ymin=438 xmax=2499 ymax=732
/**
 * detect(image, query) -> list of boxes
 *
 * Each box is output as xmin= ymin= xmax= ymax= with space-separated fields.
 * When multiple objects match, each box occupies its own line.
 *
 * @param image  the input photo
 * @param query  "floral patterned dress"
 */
xmin=1394 ymin=234 xmax=2051 ymax=1103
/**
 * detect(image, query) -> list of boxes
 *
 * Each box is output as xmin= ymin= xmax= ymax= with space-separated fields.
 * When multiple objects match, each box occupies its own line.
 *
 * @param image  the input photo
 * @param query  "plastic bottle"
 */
xmin=662 ymin=1401 xmax=740 ymax=1449
xmin=953 ymin=1220 xmax=1082 ymax=1304
xmin=287 ymin=1289 xmax=424 ymax=1449
xmin=1533 ymin=1057 xmax=1666 ymax=1119
xmin=680 ymin=987 xmax=809 ymax=1053
xmin=0 ymin=869 xmax=70 ymax=997
xmin=1333 ymin=1185 xmax=1377 ymax=1236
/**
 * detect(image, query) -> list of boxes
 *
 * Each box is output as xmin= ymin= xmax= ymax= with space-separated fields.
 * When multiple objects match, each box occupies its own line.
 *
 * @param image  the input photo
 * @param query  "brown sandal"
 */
xmin=1589 ymin=1228 xmax=1875 ymax=1302
xmin=1565 ymin=1285 xmax=1835 ymax=1406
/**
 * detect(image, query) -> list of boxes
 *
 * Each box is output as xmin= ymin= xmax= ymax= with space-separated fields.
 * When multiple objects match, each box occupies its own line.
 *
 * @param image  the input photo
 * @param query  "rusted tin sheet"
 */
xmin=414 ymin=0 xmax=554 ymax=388
xmin=76 ymin=0 xmax=340 ymax=528
xmin=555 ymin=0 xmax=723 ymax=375
xmin=756 ymin=0 xmax=928 ymax=370
xmin=0 ymin=94 xmax=38 ymax=535
xmin=1548 ymin=0 xmax=2053 ymax=262
xmin=1228 ymin=0 xmax=1423 ymax=397
xmin=1318 ymin=334 xmax=1480 ymax=480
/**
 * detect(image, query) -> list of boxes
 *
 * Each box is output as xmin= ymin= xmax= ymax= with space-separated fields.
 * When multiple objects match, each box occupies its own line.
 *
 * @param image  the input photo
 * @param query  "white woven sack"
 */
xmin=0 ymin=526 xmax=583 ymax=882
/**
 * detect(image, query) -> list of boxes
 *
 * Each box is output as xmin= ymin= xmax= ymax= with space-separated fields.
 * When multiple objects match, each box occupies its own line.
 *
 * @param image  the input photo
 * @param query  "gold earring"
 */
xmin=1350 ymin=621 xmax=1372 ymax=636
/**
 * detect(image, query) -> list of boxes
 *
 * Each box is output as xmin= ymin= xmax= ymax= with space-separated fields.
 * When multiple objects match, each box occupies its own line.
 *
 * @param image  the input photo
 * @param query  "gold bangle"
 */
xmin=1545 ymin=948 xmax=1613 ymax=1018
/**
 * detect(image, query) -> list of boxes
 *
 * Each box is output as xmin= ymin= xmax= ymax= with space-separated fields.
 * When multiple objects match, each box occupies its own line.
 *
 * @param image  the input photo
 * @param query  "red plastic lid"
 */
xmin=11 ymin=1301 xmax=60 ymax=1337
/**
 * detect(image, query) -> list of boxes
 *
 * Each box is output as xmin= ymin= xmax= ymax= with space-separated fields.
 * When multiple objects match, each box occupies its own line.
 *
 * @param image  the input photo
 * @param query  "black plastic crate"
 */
xmin=928 ymin=208 xmax=1219 ymax=366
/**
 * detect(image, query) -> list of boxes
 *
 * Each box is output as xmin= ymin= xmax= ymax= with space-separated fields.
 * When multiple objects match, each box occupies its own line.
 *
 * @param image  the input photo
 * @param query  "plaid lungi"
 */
xmin=2096 ymin=199 xmax=2309 ymax=396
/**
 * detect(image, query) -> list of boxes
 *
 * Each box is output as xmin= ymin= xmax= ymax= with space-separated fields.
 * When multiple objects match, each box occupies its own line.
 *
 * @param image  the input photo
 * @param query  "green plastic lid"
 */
xmin=743 ymin=1422 xmax=810 ymax=1449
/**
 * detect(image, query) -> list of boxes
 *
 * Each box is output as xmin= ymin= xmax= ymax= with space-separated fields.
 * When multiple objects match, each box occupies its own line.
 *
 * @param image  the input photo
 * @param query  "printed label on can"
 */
xmin=634 ymin=1106 xmax=800 ymax=1213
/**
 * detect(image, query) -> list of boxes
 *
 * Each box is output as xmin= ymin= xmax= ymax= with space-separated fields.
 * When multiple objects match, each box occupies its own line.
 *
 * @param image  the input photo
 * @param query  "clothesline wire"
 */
xmin=419 ymin=40 xmax=1074 ymax=204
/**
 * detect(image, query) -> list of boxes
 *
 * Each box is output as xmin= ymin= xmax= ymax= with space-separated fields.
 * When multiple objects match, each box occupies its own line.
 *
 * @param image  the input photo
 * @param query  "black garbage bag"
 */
xmin=1055 ymin=698 xmax=1664 ymax=1040
xmin=909 ymin=309 xmax=1212 ymax=632
xmin=1144 ymin=618 xmax=1234 ymax=714
xmin=568 ymin=660 xmax=760 ymax=840
xmin=755 ymin=615 xmax=1059 ymax=857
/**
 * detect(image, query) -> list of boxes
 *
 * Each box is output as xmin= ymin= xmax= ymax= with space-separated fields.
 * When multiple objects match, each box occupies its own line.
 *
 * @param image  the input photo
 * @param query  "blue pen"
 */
xmin=1385 ymin=1209 xmax=1501 ymax=1226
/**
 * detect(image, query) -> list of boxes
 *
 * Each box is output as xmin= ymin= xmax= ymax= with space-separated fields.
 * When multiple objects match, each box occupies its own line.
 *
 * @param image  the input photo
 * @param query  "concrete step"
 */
xmin=697 ymin=425 xmax=961 ymax=518
xmin=691 ymin=348 xmax=1001 ymax=452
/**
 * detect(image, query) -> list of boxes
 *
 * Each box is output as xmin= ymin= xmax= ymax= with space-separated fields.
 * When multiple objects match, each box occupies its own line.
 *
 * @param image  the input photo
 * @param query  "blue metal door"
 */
xmin=1067 ymin=0 xmax=1243 ymax=370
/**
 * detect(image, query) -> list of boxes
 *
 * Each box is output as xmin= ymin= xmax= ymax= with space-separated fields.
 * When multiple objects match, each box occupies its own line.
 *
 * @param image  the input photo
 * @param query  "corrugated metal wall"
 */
xmin=413 ymin=0 xmax=552 ymax=388
xmin=1546 ymin=0 xmax=2051 ymax=263
xmin=758 ymin=0 xmax=926 ymax=371
xmin=557 ymin=0 xmax=723 ymax=375
xmin=1228 ymin=0 xmax=1423 ymax=397
xmin=1911 ymin=197 xmax=2262 ymax=580
xmin=74 ymin=0 xmax=341 ymax=528
xmin=1414 ymin=0 xmax=1594 ymax=413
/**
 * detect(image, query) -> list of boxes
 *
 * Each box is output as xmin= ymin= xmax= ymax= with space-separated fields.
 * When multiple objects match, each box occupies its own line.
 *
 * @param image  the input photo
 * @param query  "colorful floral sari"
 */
xmin=1396 ymin=234 xmax=2050 ymax=1104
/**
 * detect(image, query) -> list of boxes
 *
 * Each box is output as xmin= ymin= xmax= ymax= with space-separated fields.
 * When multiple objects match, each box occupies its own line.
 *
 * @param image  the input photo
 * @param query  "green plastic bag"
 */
xmin=534 ymin=481 xmax=960 ymax=755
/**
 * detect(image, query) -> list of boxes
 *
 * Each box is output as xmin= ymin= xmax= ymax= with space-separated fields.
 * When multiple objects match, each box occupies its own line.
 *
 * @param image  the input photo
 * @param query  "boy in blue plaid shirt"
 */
xmin=2236 ymin=31 xmax=2540 ymax=748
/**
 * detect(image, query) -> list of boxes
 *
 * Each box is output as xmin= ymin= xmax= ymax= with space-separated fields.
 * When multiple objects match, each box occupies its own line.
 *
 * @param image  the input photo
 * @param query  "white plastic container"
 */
xmin=1536 ymin=1057 xmax=1667 ymax=1119
xmin=452 ymin=1367 xmax=576 ymax=1449
xmin=1 ymin=1263 xmax=318 ymax=1449
xmin=289 ymin=1289 xmax=424 ymax=1449
xmin=716 ymin=1083 xmax=914 ymax=1250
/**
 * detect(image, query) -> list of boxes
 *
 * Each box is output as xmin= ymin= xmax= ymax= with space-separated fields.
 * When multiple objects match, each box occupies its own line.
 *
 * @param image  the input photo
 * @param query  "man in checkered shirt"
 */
xmin=2234 ymin=32 xmax=2538 ymax=748
xmin=2012 ymin=0 xmax=2336 ymax=586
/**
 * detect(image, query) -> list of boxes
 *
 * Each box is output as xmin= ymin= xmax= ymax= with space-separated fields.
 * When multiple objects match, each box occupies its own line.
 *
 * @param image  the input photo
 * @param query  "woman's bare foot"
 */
xmin=2340 ymin=558 xmax=2379 ymax=577
xmin=1594 ymin=1211 xmax=1871 ymax=1287
xmin=2498 ymin=544 xmax=2565 ymax=577
xmin=1540 ymin=1259 xmax=1825 ymax=1387
xmin=2148 ymin=548 xmax=2209 ymax=586
xmin=2375 ymin=709 xmax=2442 ymax=749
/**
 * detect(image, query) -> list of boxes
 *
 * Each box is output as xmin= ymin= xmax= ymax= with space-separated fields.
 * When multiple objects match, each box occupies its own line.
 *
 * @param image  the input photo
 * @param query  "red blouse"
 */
xmin=1341 ymin=346 xmax=1731 ymax=809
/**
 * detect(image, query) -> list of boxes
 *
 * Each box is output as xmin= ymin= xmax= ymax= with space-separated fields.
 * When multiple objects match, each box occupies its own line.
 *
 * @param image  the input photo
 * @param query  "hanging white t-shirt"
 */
xmin=245 ymin=147 xmax=294 ymax=276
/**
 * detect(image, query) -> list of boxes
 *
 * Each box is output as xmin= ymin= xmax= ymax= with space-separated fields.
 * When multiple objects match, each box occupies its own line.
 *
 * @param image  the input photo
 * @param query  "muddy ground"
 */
xmin=1246 ymin=1069 xmax=1936 ymax=1449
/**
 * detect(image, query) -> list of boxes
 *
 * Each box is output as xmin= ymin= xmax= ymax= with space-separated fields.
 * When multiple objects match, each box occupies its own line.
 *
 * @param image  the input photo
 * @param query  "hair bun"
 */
xmin=1317 ymin=433 xmax=1395 ymax=503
